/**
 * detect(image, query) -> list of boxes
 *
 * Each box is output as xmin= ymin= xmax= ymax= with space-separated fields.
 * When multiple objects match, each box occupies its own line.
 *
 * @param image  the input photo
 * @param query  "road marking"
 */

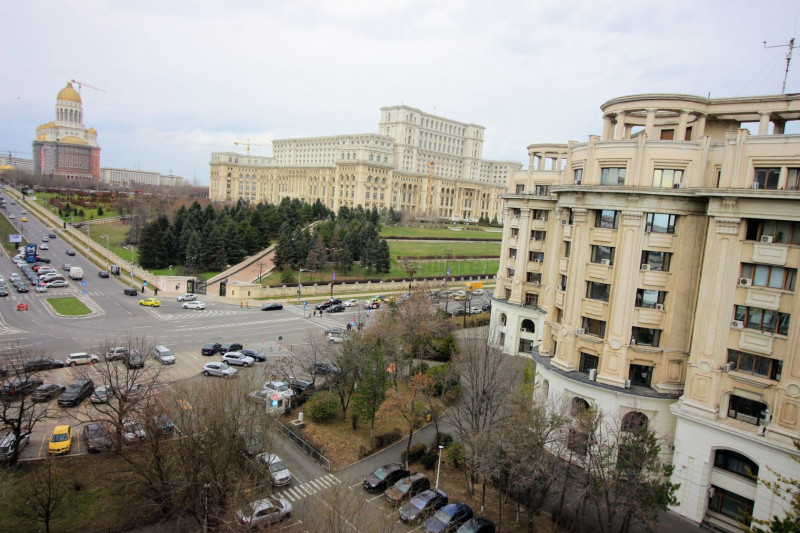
xmin=348 ymin=482 xmax=362 ymax=490
xmin=367 ymin=493 xmax=384 ymax=502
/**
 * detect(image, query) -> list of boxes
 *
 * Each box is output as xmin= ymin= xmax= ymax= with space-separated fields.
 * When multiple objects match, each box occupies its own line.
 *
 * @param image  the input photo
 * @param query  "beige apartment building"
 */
xmin=491 ymin=93 xmax=800 ymax=531
xmin=208 ymin=105 xmax=521 ymax=221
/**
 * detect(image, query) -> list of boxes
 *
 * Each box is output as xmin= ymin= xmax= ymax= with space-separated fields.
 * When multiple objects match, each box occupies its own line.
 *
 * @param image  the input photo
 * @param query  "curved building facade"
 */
xmin=491 ymin=93 xmax=800 ymax=531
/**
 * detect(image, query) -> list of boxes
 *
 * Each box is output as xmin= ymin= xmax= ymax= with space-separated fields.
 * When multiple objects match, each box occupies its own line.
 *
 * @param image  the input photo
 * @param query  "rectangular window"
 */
xmin=581 ymin=317 xmax=606 ymax=338
xmin=645 ymin=213 xmax=676 ymax=233
xmin=728 ymin=350 xmax=783 ymax=380
xmin=659 ymin=129 xmax=675 ymax=140
xmin=708 ymin=485 xmax=754 ymax=526
xmin=506 ymin=268 xmax=515 ymax=278
xmin=526 ymin=272 xmax=542 ymax=283
xmin=515 ymin=184 xmax=525 ymax=194
xmin=511 ymin=208 xmax=521 ymax=218
xmin=535 ymin=185 xmax=549 ymax=195
xmin=631 ymin=327 xmax=661 ymax=346
xmin=530 ymin=230 xmax=546 ymax=241
xmin=529 ymin=252 xmax=544 ymax=262
xmin=734 ymin=305 xmax=790 ymax=335
xmin=727 ymin=395 xmax=767 ymax=426
xmin=746 ymin=219 xmax=800 ymax=244
xmin=740 ymin=264 xmax=797 ymax=290
xmin=635 ymin=289 xmax=666 ymax=308
xmin=640 ymin=250 xmax=672 ymax=271
xmin=510 ymin=228 xmax=519 ymax=239
xmin=586 ymin=282 xmax=610 ymax=302
xmin=628 ymin=364 xmax=653 ymax=387
xmin=754 ymin=167 xmax=780 ymax=190
xmin=579 ymin=352 xmax=599 ymax=374
xmin=533 ymin=210 xmax=548 ymax=220
xmin=563 ymin=241 xmax=571 ymax=258
xmin=595 ymin=210 xmax=620 ymax=229
xmin=519 ymin=339 xmax=534 ymax=353
xmin=600 ymin=167 xmax=627 ymax=186
xmin=590 ymin=245 xmax=615 ymax=265
xmin=788 ymin=168 xmax=800 ymax=191
xmin=652 ymin=169 xmax=683 ymax=188
xmin=508 ymin=248 xmax=517 ymax=259
xmin=574 ymin=168 xmax=583 ymax=184
xmin=525 ymin=293 xmax=538 ymax=307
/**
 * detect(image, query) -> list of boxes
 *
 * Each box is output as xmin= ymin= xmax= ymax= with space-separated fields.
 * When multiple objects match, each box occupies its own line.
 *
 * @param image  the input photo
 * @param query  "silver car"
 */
xmin=256 ymin=453 xmax=293 ymax=486
xmin=236 ymin=496 xmax=293 ymax=528
xmin=176 ymin=293 xmax=196 ymax=302
xmin=182 ymin=300 xmax=206 ymax=310
xmin=222 ymin=351 xmax=255 ymax=367
xmin=201 ymin=361 xmax=237 ymax=378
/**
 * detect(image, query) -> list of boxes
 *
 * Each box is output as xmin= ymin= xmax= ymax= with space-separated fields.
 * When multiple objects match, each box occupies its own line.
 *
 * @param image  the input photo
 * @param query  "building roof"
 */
xmin=59 ymin=135 xmax=88 ymax=145
xmin=57 ymin=82 xmax=81 ymax=103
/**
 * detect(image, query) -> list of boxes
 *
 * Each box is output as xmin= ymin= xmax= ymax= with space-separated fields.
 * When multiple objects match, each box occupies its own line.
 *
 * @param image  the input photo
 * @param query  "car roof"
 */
xmin=53 ymin=425 xmax=70 ymax=433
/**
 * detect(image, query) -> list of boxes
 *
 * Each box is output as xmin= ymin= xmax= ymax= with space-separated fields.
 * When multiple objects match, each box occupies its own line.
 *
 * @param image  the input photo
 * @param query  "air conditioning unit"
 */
xmin=757 ymin=425 xmax=767 ymax=436
xmin=655 ymin=303 xmax=665 ymax=310
xmin=557 ymin=285 xmax=565 ymax=291
xmin=532 ymin=281 xmax=540 ymax=286
xmin=588 ymin=369 xmax=597 ymax=381
xmin=561 ymin=219 xmax=567 ymax=225
xmin=534 ymin=259 xmax=542 ymax=263
xmin=575 ymin=180 xmax=582 ymax=185
xmin=539 ymin=216 xmax=546 ymax=221
xmin=600 ymin=259 xmax=611 ymax=266
xmin=761 ymin=235 xmax=773 ymax=244
xmin=672 ymin=183 xmax=680 ymax=189
xmin=576 ymin=328 xmax=586 ymax=335
xmin=738 ymin=278 xmax=752 ymax=286
xmin=640 ymin=264 xmax=651 ymax=271
xmin=624 ymin=380 xmax=631 ymax=389
xmin=722 ymin=362 xmax=733 ymax=372
xmin=752 ymin=182 xmax=761 ymax=189
xmin=731 ymin=320 xmax=744 ymax=329
xmin=630 ymin=338 xmax=636 ymax=346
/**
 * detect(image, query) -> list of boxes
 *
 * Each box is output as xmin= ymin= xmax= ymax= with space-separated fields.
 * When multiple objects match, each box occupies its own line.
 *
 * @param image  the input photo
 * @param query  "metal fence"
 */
xmin=274 ymin=418 xmax=332 ymax=471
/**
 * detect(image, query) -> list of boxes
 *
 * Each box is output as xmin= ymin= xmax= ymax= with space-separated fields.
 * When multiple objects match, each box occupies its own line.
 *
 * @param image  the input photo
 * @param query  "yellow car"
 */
xmin=454 ymin=295 xmax=467 ymax=301
xmin=21 ymin=217 xmax=28 ymax=222
xmin=382 ymin=296 xmax=398 ymax=304
xmin=138 ymin=298 xmax=161 ymax=307
xmin=48 ymin=425 xmax=72 ymax=455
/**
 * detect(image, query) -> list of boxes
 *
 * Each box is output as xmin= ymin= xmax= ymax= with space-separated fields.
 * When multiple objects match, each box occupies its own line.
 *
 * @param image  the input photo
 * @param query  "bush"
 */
xmin=446 ymin=441 xmax=465 ymax=468
xmin=443 ymin=384 xmax=461 ymax=405
xmin=410 ymin=361 xmax=429 ymax=376
xmin=280 ymin=270 xmax=296 ymax=284
xmin=97 ymin=206 xmax=104 ymax=216
xmin=401 ymin=442 xmax=427 ymax=464
xmin=420 ymin=451 xmax=439 ymax=470
xmin=305 ymin=390 xmax=339 ymax=422
xmin=374 ymin=428 xmax=402 ymax=449
xmin=434 ymin=432 xmax=453 ymax=449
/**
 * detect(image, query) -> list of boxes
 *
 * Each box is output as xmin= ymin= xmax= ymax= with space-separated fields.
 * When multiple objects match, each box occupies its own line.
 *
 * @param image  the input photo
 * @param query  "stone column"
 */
xmin=494 ymin=206 xmax=512 ymax=300
xmin=615 ymin=113 xmax=626 ymax=140
xmin=511 ymin=207 xmax=533 ymax=304
xmin=677 ymin=110 xmax=690 ymax=141
xmin=758 ymin=112 xmax=771 ymax=135
xmin=644 ymin=108 xmax=657 ymax=138
xmin=603 ymin=115 xmax=614 ymax=140
xmin=695 ymin=114 xmax=707 ymax=138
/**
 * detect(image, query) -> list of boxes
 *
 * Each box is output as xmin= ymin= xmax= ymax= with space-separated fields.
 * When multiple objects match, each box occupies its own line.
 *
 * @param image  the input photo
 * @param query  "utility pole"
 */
xmin=764 ymin=37 xmax=798 ymax=94
xmin=257 ymin=261 xmax=267 ymax=285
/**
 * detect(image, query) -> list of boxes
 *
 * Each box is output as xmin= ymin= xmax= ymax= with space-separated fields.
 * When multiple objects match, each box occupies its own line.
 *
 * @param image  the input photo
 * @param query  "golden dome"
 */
xmin=60 ymin=135 xmax=88 ymax=145
xmin=87 ymin=127 xmax=97 ymax=134
xmin=36 ymin=121 xmax=56 ymax=131
xmin=0 ymin=164 xmax=13 ymax=171
xmin=57 ymin=82 xmax=81 ymax=103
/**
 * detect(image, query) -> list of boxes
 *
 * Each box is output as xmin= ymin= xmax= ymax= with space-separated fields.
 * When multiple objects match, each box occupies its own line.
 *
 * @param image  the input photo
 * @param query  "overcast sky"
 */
xmin=2 ymin=1 xmax=798 ymax=185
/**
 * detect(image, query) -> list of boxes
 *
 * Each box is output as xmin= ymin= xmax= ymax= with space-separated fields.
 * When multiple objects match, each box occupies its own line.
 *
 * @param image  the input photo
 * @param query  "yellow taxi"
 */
xmin=382 ymin=296 xmax=398 ymax=304
xmin=21 ymin=217 xmax=27 ymax=222
xmin=138 ymin=298 xmax=161 ymax=307
xmin=48 ymin=425 xmax=73 ymax=455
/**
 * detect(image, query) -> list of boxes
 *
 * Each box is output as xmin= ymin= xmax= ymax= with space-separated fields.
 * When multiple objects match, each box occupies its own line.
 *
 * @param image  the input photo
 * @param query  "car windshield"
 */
xmin=203 ymin=343 xmax=216 ymax=349
xmin=87 ymin=427 xmax=103 ymax=438
xmin=269 ymin=459 xmax=287 ymax=473
xmin=433 ymin=508 xmax=454 ymax=522
xmin=409 ymin=494 xmax=429 ymax=510
xmin=395 ymin=479 xmax=411 ymax=492
xmin=274 ymin=384 xmax=288 ymax=392
xmin=219 ymin=363 xmax=230 ymax=370
xmin=124 ymin=422 xmax=141 ymax=433
xmin=374 ymin=467 xmax=389 ymax=481
xmin=51 ymin=433 xmax=68 ymax=442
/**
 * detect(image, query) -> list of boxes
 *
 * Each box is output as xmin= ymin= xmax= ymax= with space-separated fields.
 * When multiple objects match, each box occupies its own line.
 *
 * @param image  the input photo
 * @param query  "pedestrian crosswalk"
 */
xmin=276 ymin=474 xmax=341 ymax=502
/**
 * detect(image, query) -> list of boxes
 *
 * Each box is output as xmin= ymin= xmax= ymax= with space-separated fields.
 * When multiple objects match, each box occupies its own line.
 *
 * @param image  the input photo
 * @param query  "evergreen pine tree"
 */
xmin=137 ymin=219 xmax=164 ymax=269
xmin=375 ymin=238 xmax=391 ymax=273
xmin=184 ymin=231 xmax=203 ymax=273
xmin=273 ymin=223 xmax=294 ymax=270
xmin=306 ymin=233 xmax=328 ymax=271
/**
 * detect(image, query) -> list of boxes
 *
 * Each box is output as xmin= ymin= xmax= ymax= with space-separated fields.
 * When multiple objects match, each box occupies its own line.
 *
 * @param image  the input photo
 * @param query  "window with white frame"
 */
xmin=652 ymin=168 xmax=683 ymax=188
xmin=600 ymin=167 xmax=626 ymax=186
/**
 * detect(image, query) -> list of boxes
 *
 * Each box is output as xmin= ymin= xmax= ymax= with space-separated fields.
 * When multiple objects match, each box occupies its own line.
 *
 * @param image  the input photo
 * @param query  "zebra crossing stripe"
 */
xmin=328 ymin=474 xmax=342 ymax=484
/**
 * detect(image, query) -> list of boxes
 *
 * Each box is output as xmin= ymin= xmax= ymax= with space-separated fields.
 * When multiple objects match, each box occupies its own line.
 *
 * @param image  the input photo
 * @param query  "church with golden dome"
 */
xmin=33 ymin=82 xmax=101 ymax=180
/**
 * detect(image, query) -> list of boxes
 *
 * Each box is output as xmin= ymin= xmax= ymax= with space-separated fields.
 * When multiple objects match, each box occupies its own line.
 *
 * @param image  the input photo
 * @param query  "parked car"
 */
xmin=399 ymin=489 xmax=449 ymax=523
xmin=35 ymin=284 xmax=47 ymax=293
xmin=106 ymin=347 xmax=128 ymax=361
xmin=24 ymin=358 xmax=64 ymax=371
xmin=91 ymin=385 xmax=113 ymax=404
xmin=386 ymin=472 xmax=431 ymax=505
xmin=328 ymin=304 xmax=346 ymax=313
xmin=83 ymin=423 xmax=113 ymax=453
xmin=262 ymin=381 xmax=293 ymax=398
xmin=481 ymin=303 xmax=491 ymax=312
xmin=219 ymin=342 xmax=243 ymax=354
xmin=313 ymin=361 xmax=341 ymax=375
xmin=424 ymin=502 xmax=473 ymax=533
xmin=1 ymin=378 xmax=44 ymax=399
xmin=48 ymin=425 xmax=73 ymax=455
xmin=66 ymin=352 xmax=99 ymax=367
xmin=289 ymin=378 xmax=314 ymax=395
xmin=118 ymin=383 xmax=145 ymax=402
xmin=239 ymin=348 xmax=265 ymax=362
xmin=257 ymin=453 xmax=293 ymax=486
xmin=138 ymin=297 xmax=161 ymax=307
xmin=0 ymin=286 xmax=8 ymax=297
xmin=123 ymin=350 xmax=145 ymax=369
xmin=261 ymin=302 xmax=283 ymax=311
xmin=176 ymin=293 xmax=196 ymax=302
xmin=202 ymin=361 xmax=237 ymax=378
xmin=327 ymin=332 xmax=345 ymax=344
xmin=124 ymin=287 xmax=138 ymax=296
xmin=363 ymin=463 xmax=409 ymax=492
xmin=182 ymin=300 xmax=206 ymax=310
xmin=315 ymin=301 xmax=333 ymax=311
xmin=344 ymin=299 xmax=358 ymax=307
xmin=222 ymin=351 xmax=255 ymax=367
xmin=65 ymin=249 xmax=76 ymax=256
xmin=365 ymin=299 xmax=381 ymax=309
xmin=61 ymin=264 xmax=72 ymax=272
xmin=122 ymin=418 xmax=146 ymax=442
xmin=58 ymin=379 xmax=95 ymax=407
xmin=201 ymin=342 xmax=222 ymax=356
xmin=0 ymin=431 xmax=30 ymax=463
xmin=31 ymin=384 xmax=66 ymax=402
xmin=152 ymin=345 xmax=175 ymax=364
xmin=48 ymin=233 xmax=56 ymax=239
xmin=456 ymin=517 xmax=496 ymax=533
xmin=236 ymin=496 xmax=293 ymax=528
xmin=98 ymin=270 xmax=109 ymax=278
xmin=45 ymin=279 xmax=68 ymax=288
xmin=468 ymin=306 xmax=481 ymax=315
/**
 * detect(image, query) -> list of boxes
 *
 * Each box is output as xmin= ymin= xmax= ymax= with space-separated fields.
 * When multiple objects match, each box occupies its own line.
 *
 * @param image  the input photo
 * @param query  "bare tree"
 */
xmin=378 ymin=372 xmax=430 ymax=469
xmin=14 ymin=456 xmax=68 ymax=533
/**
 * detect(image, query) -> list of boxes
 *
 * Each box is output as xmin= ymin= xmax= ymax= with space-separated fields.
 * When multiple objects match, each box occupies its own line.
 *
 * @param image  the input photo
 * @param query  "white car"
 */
xmin=468 ymin=306 xmax=482 ymax=314
xmin=35 ymin=284 xmax=47 ymax=293
xmin=327 ymin=333 xmax=345 ymax=344
xmin=472 ymin=289 xmax=485 ymax=295
xmin=202 ymin=361 xmax=237 ymax=378
xmin=256 ymin=453 xmax=293 ymax=486
xmin=344 ymin=299 xmax=358 ymax=307
xmin=122 ymin=418 xmax=146 ymax=442
xmin=176 ymin=293 xmax=197 ymax=302
xmin=182 ymin=300 xmax=206 ymax=310
xmin=45 ymin=280 xmax=69 ymax=288
xmin=262 ymin=381 xmax=294 ymax=398
xmin=0 ymin=431 xmax=30 ymax=462
xmin=236 ymin=496 xmax=293 ymax=528
xmin=40 ymin=243 xmax=49 ymax=250
xmin=222 ymin=351 xmax=255 ymax=367
xmin=66 ymin=352 xmax=100 ymax=366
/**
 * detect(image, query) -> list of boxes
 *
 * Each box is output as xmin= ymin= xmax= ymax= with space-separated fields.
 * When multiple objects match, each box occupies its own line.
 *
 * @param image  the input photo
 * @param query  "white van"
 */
xmin=68 ymin=267 xmax=83 ymax=280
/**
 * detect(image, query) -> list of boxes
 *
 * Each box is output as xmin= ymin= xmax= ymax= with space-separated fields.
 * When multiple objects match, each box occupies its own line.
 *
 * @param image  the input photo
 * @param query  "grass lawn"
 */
xmin=47 ymin=297 xmax=92 ymax=316
xmin=34 ymin=192 xmax=120 ymax=222
xmin=390 ymin=240 xmax=500 ymax=258
xmin=0 ymin=214 xmax=27 ymax=256
xmin=380 ymin=225 xmax=502 ymax=240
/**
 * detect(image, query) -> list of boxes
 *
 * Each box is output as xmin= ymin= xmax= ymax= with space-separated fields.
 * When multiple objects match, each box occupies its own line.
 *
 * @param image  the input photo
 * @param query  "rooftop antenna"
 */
xmin=763 ymin=37 xmax=798 ymax=94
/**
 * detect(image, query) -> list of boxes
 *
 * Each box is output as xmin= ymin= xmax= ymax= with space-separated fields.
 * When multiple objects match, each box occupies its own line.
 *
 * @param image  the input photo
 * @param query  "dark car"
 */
xmin=399 ymin=489 xmax=449 ymax=523
xmin=123 ymin=350 xmax=145 ymax=369
xmin=36 ymin=256 xmax=50 ymax=263
xmin=386 ymin=472 xmax=431 ymax=505
xmin=363 ymin=463 xmax=409 ymax=493
xmin=328 ymin=304 xmax=346 ymax=313
xmin=456 ymin=517 xmax=496 ymax=533
xmin=49 ymin=233 xmax=57 ymax=239
xmin=240 ymin=348 xmax=266 ymax=362
xmin=219 ymin=342 xmax=243 ymax=354
xmin=315 ymin=301 xmax=333 ymax=311
xmin=1 ymin=378 xmax=44 ymax=399
xmin=83 ymin=423 xmax=112 ymax=453
xmin=289 ymin=378 xmax=314 ymax=395
xmin=0 ymin=286 xmax=8 ymax=297
xmin=313 ymin=361 xmax=340 ymax=375
xmin=31 ymin=384 xmax=66 ymax=402
xmin=481 ymin=303 xmax=491 ymax=312
xmin=123 ymin=287 xmax=138 ymax=296
xmin=261 ymin=303 xmax=284 ymax=311
xmin=14 ymin=282 xmax=28 ymax=293
xmin=58 ymin=379 xmax=95 ymax=407
xmin=66 ymin=249 xmax=76 ymax=256
xmin=201 ymin=342 xmax=222 ymax=356
xmin=424 ymin=502 xmax=473 ymax=533
xmin=23 ymin=358 xmax=65 ymax=372
xmin=98 ymin=270 xmax=109 ymax=278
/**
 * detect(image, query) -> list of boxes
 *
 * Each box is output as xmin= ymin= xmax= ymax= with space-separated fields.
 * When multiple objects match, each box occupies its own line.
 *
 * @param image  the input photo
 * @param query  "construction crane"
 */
xmin=234 ymin=139 xmax=271 ymax=155
xmin=70 ymin=79 xmax=106 ymax=94
xmin=425 ymin=161 xmax=435 ymax=218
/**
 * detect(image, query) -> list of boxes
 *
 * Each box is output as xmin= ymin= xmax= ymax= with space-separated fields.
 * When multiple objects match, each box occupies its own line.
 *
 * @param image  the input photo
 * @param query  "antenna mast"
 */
xmin=764 ymin=37 xmax=798 ymax=94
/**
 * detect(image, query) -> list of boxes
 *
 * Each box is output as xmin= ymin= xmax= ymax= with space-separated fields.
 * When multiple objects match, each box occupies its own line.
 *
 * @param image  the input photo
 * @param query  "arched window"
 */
xmin=384 ymin=156 xmax=388 ymax=163
xmin=568 ymin=398 xmax=591 ymax=454
xmin=369 ymin=154 xmax=373 ymax=162
xmin=571 ymin=397 xmax=590 ymax=416
xmin=621 ymin=411 xmax=649 ymax=432
xmin=500 ymin=313 xmax=507 ymax=326
xmin=714 ymin=449 xmax=759 ymax=479
xmin=521 ymin=319 xmax=535 ymax=333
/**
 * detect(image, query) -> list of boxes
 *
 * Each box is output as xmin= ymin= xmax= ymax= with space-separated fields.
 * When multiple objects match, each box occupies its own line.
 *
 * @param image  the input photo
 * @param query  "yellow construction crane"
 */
xmin=70 ymin=79 xmax=106 ymax=93
xmin=425 ymin=161 xmax=435 ymax=217
xmin=234 ymin=139 xmax=271 ymax=155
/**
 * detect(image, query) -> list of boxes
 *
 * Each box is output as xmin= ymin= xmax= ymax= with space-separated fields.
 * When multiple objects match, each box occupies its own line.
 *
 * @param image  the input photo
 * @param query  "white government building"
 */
xmin=209 ymin=105 xmax=522 ymax=221
xmin=490 ymin=92 xmax=800 ymax=531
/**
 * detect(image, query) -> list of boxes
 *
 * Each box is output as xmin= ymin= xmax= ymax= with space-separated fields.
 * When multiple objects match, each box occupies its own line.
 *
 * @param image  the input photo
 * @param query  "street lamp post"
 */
xmin=257 ymin=261 xmax=267 ymax=285
xmin=297 ymin=268 xmax=312 ymax=302
xmin=100 ymin=234 xmax=110 ymax=269
xmin=435 ymin=445 xmax=444 ymax=490
xmin=124 ymin=245 xmax=135 ymax=285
